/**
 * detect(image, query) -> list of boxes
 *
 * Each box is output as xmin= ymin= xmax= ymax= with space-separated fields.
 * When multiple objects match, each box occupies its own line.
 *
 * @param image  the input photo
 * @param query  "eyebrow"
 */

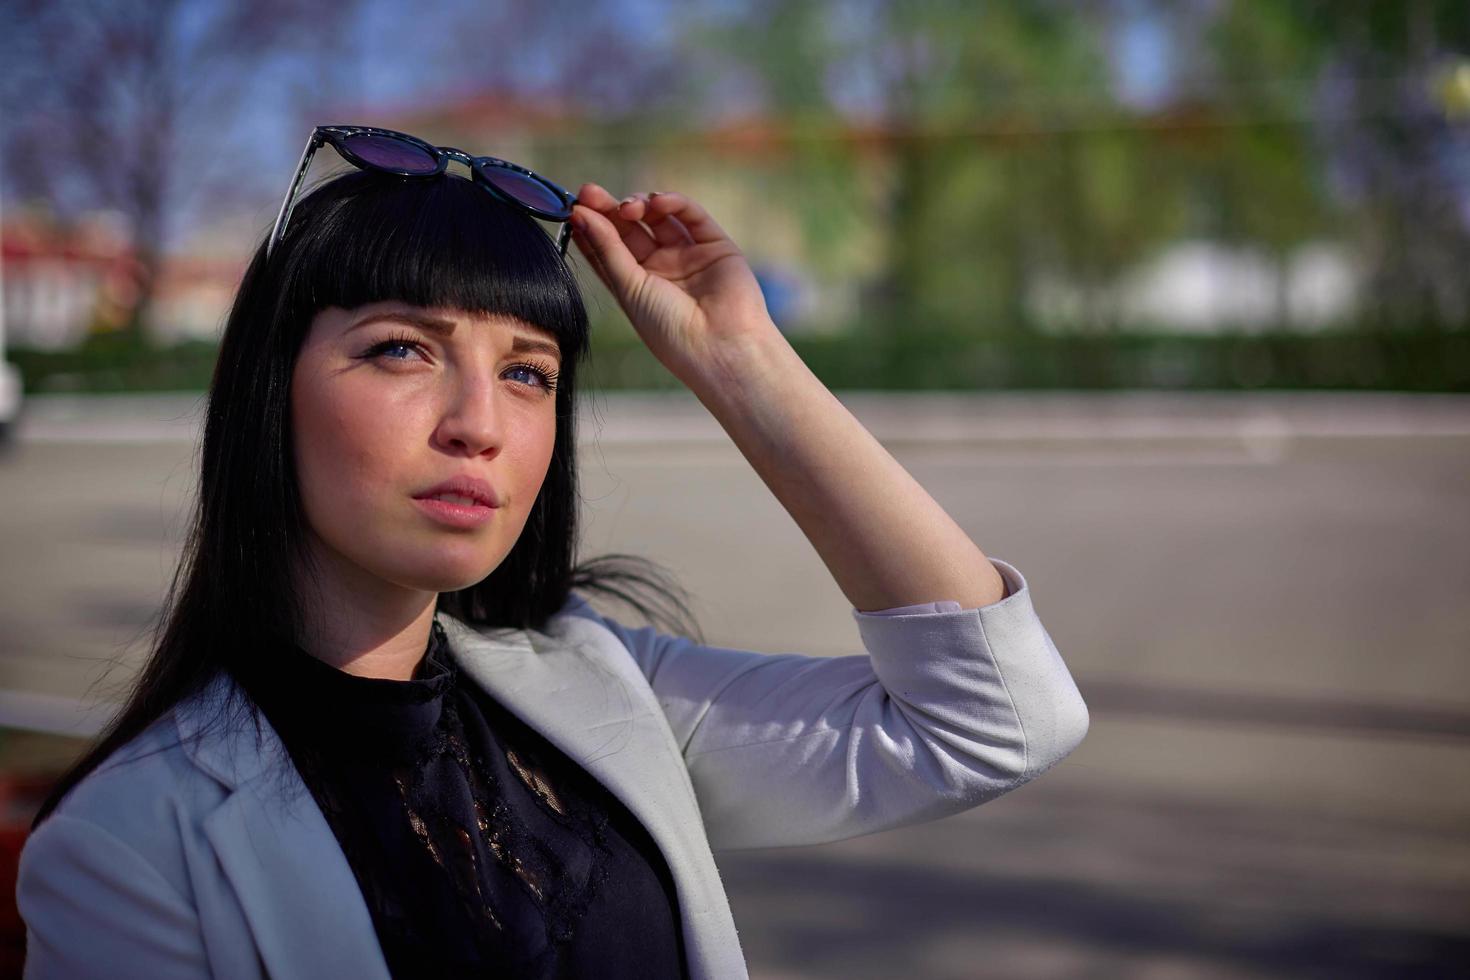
xmin=350 ymin=310 xmax=562 ymax=361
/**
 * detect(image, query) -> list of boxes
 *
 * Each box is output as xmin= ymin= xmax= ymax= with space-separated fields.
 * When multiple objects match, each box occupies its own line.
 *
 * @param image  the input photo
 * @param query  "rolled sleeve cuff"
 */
xmin=849 ymin=556 xmax=1089 ymax=782
xmin=853 ymin=557 xmax=1021 ymax=617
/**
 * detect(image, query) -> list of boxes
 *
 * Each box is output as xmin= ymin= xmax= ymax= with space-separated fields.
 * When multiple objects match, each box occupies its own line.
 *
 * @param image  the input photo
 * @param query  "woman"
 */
xmin=16 ymin=127 xmax=1089 ymax=979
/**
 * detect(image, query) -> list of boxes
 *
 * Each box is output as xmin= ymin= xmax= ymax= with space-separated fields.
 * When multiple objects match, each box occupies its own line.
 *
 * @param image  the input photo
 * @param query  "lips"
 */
xmin=412 ymin=475 xmax=502 ymax=509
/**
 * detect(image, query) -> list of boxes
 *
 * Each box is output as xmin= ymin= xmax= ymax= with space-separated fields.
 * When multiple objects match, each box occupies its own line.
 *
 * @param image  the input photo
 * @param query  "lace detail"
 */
xmin=508 ymin=747 xmax=568 ymax=817
xmin=244 ymin=620 xmax=686 ymax=978
xmin=439 ymin=694 xmax=617 ymax=947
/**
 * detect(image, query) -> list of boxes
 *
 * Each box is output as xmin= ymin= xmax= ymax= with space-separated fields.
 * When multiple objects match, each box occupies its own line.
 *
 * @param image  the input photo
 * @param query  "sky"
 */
xmin=1114 ymin=2 xmax=1175 ymax=109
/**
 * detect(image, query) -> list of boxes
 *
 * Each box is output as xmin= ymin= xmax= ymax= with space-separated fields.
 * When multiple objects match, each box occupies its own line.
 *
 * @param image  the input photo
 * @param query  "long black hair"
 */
xmin=32 ymin=168 xmax=702 ymax=829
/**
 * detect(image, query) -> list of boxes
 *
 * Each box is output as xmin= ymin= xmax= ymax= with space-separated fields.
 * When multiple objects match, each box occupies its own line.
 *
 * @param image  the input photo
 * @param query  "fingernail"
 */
xmin=620 ymin=196 xmax=637 ymax=206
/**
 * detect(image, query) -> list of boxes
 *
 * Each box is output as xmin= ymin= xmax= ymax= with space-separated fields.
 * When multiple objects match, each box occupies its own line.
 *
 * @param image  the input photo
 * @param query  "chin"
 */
xmin=383 ymin=549 xmax=507 ymax=595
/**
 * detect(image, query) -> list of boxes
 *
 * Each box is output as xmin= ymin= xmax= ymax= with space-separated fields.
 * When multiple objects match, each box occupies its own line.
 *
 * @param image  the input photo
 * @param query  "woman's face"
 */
xmin=290 ymin=300 xmax=562 ymax=598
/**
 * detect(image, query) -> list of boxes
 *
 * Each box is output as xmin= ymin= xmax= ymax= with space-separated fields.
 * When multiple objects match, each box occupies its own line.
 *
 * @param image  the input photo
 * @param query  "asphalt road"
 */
xmin=2 ymin=390 xmax=1467 ymax=978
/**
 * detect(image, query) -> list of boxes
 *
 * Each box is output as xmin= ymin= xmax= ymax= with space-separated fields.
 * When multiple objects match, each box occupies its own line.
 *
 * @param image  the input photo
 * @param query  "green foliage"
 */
xmin=12 ymin=323 xmax=1468 ymax=395
xmin=581 ymin=321 xmax=1470 ymax=393
xmin=11 ymin=333 xmax=219 ymax=394
xmin=668 ymin=0 xmax=1470 ymax=338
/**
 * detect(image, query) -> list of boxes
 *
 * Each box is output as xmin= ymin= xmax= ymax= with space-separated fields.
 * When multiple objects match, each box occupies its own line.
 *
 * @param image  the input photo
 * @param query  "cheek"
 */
xmin=514 ymin=418 xmax=558 ymax=496
xmin=487 ymin=418 xmax=557 ymax=545
xmin=523 ymin=417 xmax=555 ymax=487
xmin=292 ymin=370 xmax=421 ymax=531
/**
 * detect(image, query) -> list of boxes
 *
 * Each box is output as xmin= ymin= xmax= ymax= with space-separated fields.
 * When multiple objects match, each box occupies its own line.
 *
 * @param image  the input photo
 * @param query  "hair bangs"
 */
xmin=280 ymin=169 xmax=587 ymax=356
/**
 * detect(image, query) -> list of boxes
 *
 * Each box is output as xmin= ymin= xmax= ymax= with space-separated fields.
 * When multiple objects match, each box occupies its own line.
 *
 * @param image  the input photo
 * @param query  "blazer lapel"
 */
xmin=176 ymin=672 xmax=392 ymax=980
xmin=173 ymin=613 xmax=743 ymax=980
xmin=202 ymin=780 xmax=391 ymax=980
xmin=438 ymin=613 xmax=706 ymax=852
xmin=439 ymin=613 xmax=747 ymax=980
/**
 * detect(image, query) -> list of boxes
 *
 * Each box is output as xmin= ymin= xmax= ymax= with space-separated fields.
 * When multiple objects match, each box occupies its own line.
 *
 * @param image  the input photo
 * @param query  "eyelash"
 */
xmin=360 ymin=332 xmax=560 ymax=394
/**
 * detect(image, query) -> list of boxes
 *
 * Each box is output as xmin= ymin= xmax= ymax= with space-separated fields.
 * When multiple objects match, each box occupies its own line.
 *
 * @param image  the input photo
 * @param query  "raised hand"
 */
xmin=569 ymin=187 xmax=1011 ymax=618
xmin=569 ymin=182 xmax=775 ymax=385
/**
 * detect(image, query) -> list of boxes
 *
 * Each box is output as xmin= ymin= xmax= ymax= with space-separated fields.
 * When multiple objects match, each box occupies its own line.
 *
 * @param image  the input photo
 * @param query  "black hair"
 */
xmin=32 ymin=168 xmax=702 ymax=829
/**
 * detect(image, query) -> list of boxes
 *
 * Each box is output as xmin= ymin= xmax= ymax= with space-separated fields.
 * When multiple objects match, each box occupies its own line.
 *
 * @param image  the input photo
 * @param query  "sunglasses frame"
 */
xmin=266 ymin=124 xmax=579 ymax=260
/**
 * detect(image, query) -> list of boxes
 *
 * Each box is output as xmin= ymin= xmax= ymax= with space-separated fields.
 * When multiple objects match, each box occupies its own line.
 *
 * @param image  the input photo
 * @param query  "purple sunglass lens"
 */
xmin=342 ymin=134 xmax=439 ymax=174
xmin=482 ymin=166 xmax=566 ymax=215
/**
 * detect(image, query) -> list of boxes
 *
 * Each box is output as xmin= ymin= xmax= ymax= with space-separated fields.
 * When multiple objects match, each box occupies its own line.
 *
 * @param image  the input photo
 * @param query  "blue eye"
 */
xmin=507 ymin=361 xmax=560 ymax=393
xmin=363 ymin=334 xmax=426 ymax=361
xmin=359 ymin=334 xmax=559 ymax=395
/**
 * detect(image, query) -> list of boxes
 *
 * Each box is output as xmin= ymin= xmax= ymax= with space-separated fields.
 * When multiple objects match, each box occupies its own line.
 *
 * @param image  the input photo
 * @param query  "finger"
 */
xmin=570 ymin=206 xmax=617 ymax=290
xmin=641 ymin=191 xmax=731 ymax=245
xmin=620 ymin=193 xmax=693 ymax=248
xmin=570 ymin=203 xmax=646 ymax=303
xmin=576 ymin=182 xmax=623 ymax=212
xmin=577 ymin=183 xmax=658 ymax=262
xmin=610 ymin=196 xmax=662 ymax=262
xmin=616 ymin=193 xmax=651 ymax=223
xmin=647 ymin=210 xmax=694 ymax=248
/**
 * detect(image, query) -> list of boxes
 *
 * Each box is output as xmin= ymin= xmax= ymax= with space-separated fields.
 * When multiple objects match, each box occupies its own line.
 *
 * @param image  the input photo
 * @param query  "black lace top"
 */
xmin=240 ymin=619 xmax=689 ymax=980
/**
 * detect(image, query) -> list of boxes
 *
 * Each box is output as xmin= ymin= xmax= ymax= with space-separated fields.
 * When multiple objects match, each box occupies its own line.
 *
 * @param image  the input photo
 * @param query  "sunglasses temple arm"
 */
xmin=267 ymin=132 xmax=323 ymax=259
xmin=556 ymin=220 xmax=574 ymax=258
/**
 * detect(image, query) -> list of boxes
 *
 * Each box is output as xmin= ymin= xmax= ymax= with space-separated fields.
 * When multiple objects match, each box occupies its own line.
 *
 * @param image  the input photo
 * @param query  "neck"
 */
xmin=293 ymin=536 xmax=439 ymax=682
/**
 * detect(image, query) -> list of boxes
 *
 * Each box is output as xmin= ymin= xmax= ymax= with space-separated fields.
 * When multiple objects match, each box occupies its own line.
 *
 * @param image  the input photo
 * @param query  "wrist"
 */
xmin=682 ymin=318 xmax=797 ymax=410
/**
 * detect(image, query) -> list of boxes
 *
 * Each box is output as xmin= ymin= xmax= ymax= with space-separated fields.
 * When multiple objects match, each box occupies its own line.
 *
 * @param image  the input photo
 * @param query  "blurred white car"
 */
xmin=0 ymin=357 xmax=20 ymax=445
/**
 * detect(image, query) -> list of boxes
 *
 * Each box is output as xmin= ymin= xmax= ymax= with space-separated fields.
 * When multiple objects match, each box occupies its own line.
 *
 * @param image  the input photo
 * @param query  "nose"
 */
xmin=432 ymin=374 xmax=504 ymax=457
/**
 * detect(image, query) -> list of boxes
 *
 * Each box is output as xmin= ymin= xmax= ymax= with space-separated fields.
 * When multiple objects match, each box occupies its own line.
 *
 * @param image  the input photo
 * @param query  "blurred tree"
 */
xmin=673 ymin=0 xmax=872 ymax=314
xmin=683 ymin=0 xmax=1470 ymax=337
xmin=1199 ymin=0 xmax=1470 ymax=329
xmin=680 ymin=0 xmax=1135 ymax=337
xmin=1316 ymin=0 xmax=1470 ymax=329
xmin=914 ymin=1 xmax=1125 ymax=334
xmin=0 ymin=0 xmax=365 ymax=343
xmin=1168 ymin=0 xmax=1335 ymax=329
xmin=419 ymin=0 xmax=701 ymax=120
xmin=391 ymin=0 xmax=727 ymax=338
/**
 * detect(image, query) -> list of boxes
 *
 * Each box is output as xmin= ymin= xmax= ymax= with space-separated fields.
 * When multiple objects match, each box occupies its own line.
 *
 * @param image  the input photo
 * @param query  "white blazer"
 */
xmin=16 ymin=557 xmax=1088 ymax=979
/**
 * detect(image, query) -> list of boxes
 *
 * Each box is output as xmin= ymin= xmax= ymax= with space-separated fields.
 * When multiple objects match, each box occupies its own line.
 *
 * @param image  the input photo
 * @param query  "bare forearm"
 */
xmin=683 ymin=320 xmax=1007 ymax=612
xmin=569 ymin=182 xmax=1005 ymax=610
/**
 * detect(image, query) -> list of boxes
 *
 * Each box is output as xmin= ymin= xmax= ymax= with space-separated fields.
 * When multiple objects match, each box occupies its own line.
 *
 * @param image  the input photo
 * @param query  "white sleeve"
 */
xmin=561 ymin=557 xmax=1089 ymax=852
xmin=18 ymin=813 xmax=211 ymax=979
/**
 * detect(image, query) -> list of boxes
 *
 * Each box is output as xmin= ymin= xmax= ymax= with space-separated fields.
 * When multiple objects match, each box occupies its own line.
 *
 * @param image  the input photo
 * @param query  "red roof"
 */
xmin=308 ymin=83 xmax=581 ymax=138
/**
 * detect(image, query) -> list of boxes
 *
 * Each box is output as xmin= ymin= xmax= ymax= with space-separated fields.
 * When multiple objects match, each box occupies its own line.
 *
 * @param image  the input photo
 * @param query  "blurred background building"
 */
xmin=2 ymin=0 xmax=1468 ymax=385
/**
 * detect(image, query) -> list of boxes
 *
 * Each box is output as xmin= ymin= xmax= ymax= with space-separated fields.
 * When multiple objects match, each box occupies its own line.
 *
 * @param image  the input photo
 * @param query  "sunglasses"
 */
xmin=266 ymin=124 xmax=579 ymax=260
